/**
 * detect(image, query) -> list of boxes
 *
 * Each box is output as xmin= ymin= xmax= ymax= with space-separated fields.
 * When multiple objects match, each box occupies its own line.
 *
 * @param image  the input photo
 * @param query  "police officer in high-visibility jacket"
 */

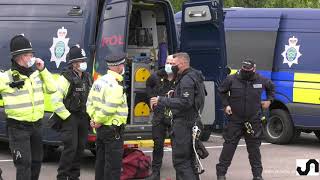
xmin=0 ymin=34 xmax=56 ymax=180
xmin=87 ymin=54 xmax=128 ymax=180
xmin=53 ymin=45 xmax=92 ymax=180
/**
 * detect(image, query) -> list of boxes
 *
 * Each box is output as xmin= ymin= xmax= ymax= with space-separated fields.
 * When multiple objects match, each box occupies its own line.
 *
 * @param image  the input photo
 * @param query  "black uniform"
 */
xmin=146 ymin=69 xmax=175 ymax=178
xmin=216 ymin=71 xmax=275 ymax=178
xmin=57 ymin=70 xmax=92 ymax=180
xmin=158 ymin=68 xmax=203 ymax=180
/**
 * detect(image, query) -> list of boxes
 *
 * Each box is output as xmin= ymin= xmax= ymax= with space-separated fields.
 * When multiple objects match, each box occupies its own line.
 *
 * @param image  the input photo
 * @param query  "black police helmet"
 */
xmin=106 ymin=53 xmax=126 ymax=66
xmin=241 ymin=59 xmax=256 ymax=71
xmin=66 ymin=44 xmax=87 ymax=64
xmin=10 ymin=34 xmax=33 ymax=56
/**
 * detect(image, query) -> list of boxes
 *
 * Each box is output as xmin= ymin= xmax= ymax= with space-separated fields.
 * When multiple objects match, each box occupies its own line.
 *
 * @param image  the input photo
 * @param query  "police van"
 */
xmin=0 ymin=0 xmax=227 ymax=156
xmin=176 ymin=8 xmax=320 ymax=144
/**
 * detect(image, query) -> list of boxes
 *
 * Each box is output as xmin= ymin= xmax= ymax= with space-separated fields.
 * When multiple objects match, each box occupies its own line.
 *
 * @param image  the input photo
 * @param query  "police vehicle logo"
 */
xmin=281 ymin=36 xmax=302 ymax=68
xmin=50 ymin=27 xmax=70 ymax=68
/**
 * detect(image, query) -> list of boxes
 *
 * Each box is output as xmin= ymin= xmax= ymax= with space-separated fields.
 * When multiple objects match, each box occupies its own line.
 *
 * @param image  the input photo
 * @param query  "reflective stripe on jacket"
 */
xmin=0 ymin=68 xmax=57 ymax=122
xmin=51 ymin=75 xmax=71 ymax=120
xmin=87 ymin=70 xmax=128 ymax=126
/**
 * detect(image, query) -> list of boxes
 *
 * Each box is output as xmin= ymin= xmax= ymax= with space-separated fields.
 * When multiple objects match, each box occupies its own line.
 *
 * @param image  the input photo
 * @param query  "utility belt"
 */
xmin=7 ymin=118 xmax=41 ymax=129
xmin=102 ymin=124 xmax=125 ymax=140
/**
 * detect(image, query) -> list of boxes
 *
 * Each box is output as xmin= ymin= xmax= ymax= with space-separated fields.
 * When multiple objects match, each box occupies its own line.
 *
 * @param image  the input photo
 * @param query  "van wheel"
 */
xmin=263 ymin=109 xmax=294 ymax=144
xmin=314 ymin=131 xmax=320 ymax=141
xmin=290 ymin=130 xmax=301 ymax=143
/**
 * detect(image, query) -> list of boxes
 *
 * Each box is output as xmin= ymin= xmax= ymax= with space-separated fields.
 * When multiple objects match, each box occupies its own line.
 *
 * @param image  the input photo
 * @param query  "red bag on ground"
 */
xmin=121 ymin=148 xmax=151 ymax=180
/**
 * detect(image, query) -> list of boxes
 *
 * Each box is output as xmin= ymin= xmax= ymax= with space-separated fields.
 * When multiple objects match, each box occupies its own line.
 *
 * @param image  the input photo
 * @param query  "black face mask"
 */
xmin=171 ymin=65 xmax=179 ymax=75
xmin=240 ymin=69 xmax=255 ymax=80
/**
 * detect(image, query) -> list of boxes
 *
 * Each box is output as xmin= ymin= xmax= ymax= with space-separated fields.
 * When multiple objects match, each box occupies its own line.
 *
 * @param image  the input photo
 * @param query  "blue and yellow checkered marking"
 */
xmin=293 ymin=73 xmax=320 ymax=104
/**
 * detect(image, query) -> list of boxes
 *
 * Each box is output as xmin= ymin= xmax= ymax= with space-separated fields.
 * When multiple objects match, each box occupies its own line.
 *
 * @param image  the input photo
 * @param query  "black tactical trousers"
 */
xmin=216 ymin=120 xmax=263 ymax=177
xmin=57 ymin=113 xmax=89 ymax=180
xmin=151 ymin=115 xmax=171 ymax=174
xmin=95 ymin=125 xmax=124 ymax=180
xmin=172 ymin=119 xmax=197 ymax=180
xmin=7 ymin=119 xmax=42 ymax=180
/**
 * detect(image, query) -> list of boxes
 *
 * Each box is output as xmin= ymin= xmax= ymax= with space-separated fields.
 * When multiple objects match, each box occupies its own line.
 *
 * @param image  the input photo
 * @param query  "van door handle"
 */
xmin=68 ymin=6 xmax=83 ymax=16
xmin=189 ymin=10 xmax=206 ymax=17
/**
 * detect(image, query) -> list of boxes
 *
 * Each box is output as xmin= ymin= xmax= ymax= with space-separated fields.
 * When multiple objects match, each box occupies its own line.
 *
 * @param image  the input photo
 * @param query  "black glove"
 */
xmin=48 ymin=113 xmax=64 ymax=131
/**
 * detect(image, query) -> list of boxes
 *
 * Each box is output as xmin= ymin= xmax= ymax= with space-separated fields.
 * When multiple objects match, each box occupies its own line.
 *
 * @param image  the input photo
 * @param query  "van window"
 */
xmin=95 ymin=2 xmax=128 ymax=74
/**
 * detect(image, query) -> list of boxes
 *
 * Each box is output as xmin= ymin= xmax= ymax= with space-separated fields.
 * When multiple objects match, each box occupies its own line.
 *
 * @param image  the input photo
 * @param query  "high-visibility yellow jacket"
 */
xmin=0 ymin=68 xmax=57 ymax=122
xmin=51 ymin=75 xmax=71 ymax=120
xmin=52 ymin=71 xmax=92 ymax=120
xmin=86 ymin=70 xmax=128 ymax=126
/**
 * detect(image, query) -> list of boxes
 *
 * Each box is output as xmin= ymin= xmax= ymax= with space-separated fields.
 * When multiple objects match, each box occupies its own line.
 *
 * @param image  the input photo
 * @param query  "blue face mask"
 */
xmin=165 ymin=64 xmax=173 ymax=74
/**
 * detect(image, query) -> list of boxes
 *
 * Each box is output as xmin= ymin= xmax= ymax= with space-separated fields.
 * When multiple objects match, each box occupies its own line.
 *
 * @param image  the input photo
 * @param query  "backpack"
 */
xmin=187 ymin=71 xmax=207 ymax=114
xmin=121 ymin=148 xmax=151 ymax=180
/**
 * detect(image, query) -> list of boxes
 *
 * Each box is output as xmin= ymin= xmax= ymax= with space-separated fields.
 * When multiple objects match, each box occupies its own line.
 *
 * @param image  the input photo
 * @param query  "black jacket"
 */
xmin=62 ymin=69 xmax=92 ymax=113
xmin=158 ymin=68 xmax=204 ymax=119
xmin=146 ymin=69 xmax=175 ymax=114
xmin=218 ymin=71 xmax=275 ymax=120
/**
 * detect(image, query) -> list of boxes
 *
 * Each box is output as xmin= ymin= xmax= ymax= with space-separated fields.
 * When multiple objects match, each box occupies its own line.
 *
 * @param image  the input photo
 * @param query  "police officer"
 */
xmin=146 ymin=55 xmax=175 ymax=180
xmin=53 ymin=45 xmax=92 ymax=180
xmin=87 ymin=54 xmax=128 ymax=180
xmin=150 ymin=52 xmax=204 ymax=180
xmin=216 ymin=60 xmax=275 ymax=180
xmin=1 ymin=34 xmax=57 ymax=180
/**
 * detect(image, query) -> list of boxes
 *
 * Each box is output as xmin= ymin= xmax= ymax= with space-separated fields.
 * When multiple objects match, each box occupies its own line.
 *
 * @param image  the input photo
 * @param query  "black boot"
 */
xmin=145 ymin=171 xmax=160 ymax=180
xmin=217 ymin=175 xmax=226 ymax=180
xmin=253 ymin=177 xmax=264 ymax=180
xmin=0 ymin=168 xmax=3 ymax=180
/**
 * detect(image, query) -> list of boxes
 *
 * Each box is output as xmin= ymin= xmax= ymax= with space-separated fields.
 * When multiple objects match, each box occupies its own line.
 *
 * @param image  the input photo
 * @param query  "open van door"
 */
xmin=179 ymin=0 xmax=227 ymax=139
xmin=95 ymin=0 xmax=131 ymax=77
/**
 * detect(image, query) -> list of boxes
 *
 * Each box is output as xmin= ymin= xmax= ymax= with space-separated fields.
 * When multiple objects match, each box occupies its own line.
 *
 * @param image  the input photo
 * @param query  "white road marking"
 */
xmin=205 ymin=142 xmax=271 ymax=149
xmin=211 ymin=134 xmax=250 ymax=141
xmin=0 ymin=159 xmax=13 ymax=162
xmin=143 ymin=142 xmax=271 ymax=153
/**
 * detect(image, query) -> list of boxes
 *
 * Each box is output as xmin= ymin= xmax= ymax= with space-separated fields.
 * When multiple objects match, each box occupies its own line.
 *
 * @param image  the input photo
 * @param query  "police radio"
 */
xmin=9 ymin=73 xmax=24 ymax=89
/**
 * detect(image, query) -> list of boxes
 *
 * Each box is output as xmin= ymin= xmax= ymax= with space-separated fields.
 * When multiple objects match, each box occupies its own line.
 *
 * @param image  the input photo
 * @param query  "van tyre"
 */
xmin=263 ymin=109 xmax=294 ymax=144
xmin=313 ymin=130 xmax=320 ymax=141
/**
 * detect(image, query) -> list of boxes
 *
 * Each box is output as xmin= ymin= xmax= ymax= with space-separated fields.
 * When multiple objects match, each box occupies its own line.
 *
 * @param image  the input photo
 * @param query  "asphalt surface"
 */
xmin=0 ymin=133 xmax=320 ymax=180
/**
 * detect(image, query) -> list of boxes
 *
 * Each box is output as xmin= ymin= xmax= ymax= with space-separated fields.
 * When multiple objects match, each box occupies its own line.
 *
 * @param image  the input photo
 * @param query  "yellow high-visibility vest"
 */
xmin=87 ymin=70 xmax=128 ymax=126
xmin=51 ymin=75 xmax=71 ymax=120
xmin=0 ymin=68 xmax=57 ymax=122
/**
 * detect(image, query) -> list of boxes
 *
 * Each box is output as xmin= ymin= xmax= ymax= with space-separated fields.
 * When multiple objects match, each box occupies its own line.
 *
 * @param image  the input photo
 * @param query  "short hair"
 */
xmin=173 ymin=52 xmax=190 ymax=63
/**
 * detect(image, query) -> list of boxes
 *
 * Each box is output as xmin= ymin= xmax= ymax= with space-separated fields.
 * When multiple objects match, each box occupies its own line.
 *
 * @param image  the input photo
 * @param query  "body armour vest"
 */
xmin=62 ymin=70 xmax=92 ymax=113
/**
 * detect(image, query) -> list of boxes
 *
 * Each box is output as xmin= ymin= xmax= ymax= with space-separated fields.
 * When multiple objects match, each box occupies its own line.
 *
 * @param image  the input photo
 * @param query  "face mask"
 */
xmin=79 ymin=62 xmax=87 ymax=72
xmin=120 ymin=66 xmax=125 ymax=75
xmin=240 ymin=69 xmax=255 ymax=80
xmin=165 ymin=64 xmax=173 ymax=74
xmin=171 ymin=65 xmax=179 ymax=75
xmin=27 ymin=57 xmax=36 ymax=68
